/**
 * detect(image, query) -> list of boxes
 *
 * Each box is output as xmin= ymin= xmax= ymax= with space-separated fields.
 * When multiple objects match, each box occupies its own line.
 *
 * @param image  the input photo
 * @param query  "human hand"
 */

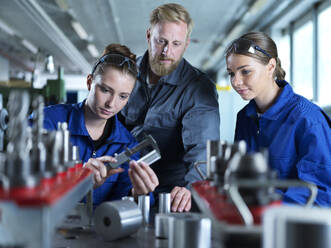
xmin=128 ymin=160 xmax=159 ymax=196
xmin=170 ymin=186 xmax=191 ymax=212
xmin=83 ymin=156 xmax=124 ymax=188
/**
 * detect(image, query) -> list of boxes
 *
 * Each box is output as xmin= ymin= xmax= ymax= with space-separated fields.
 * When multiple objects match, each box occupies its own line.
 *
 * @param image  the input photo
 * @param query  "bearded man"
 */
xmin=120 ymin=3 xmax=220 ymax=212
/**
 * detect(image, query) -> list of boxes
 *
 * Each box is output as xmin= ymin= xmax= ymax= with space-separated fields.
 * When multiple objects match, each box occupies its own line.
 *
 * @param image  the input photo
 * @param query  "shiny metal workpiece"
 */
xmin=158 ymin=193 xmax=171 ymax=214
xmin=121 ymin=196 xmax=134 ymax=202
xmin=94 ymin=200 xmax=142 ymax=241
xmin=168 ymin=213 xmax=211 ymax=248
xmin=155 ymin=213 xmax=178 ymax=239
xmin=5 ymin=91 xmax=39 ymax=187
xmin=106 ymin=134 xmax=160 ymax=169
xmin=206 ymin=140 xmax=223 ymax=178
xmin=138 ymin=195 xmax=150 ymax=226
xmin=263 ymin=206 xmax=331 ymax=248
xmin=72 ymin=145 xmax=81 ymax=163
xmin=137 ymin=149 xmax=161 ymax=165
xmin=30 ymin=96 xmax=47 ymax=176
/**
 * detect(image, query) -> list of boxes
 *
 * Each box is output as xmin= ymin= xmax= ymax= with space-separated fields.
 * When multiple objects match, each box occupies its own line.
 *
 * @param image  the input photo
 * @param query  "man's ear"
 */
xmin=185 ymin=37 xmax=190 ymax=50
xmin=146 ymin=27 xmax=151 ymax=43
xmin=87 ymin=74 xmax=93 ymax=91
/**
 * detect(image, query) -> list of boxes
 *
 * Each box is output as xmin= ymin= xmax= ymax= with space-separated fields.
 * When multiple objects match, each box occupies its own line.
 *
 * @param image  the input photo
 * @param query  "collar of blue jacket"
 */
xmin=65 ymin=100 xmax=132 ymax=145
xmin=245 ymin=80 xmax=296 ymax=120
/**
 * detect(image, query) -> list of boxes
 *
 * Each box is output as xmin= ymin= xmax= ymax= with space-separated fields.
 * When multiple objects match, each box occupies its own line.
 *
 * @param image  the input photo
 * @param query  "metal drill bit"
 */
xmin=31 ymin=96 xmax=46 ymax=176
xmin=6 ymin=91 xmax=39 ymax=187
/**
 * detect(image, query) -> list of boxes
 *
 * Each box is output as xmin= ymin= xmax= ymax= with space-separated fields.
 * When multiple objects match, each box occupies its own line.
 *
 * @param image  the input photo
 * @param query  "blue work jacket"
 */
xmin=121 ymin=51 xmax=220 ymax=193
xmin=42 ymin=100 xmax=139 ymax=206
xmin=235 ymin=80 xmax=331 ymax=206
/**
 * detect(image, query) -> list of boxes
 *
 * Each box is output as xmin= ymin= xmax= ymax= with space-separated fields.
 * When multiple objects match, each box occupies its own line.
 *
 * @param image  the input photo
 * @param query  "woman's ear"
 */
xmin=86 ymin=74 xmax=93 ymax=91
xmin=267 ymin=58 xmax=276 ymax=78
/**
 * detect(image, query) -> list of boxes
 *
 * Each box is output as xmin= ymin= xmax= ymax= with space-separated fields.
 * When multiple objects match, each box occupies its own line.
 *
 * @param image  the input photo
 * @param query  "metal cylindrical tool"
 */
xmin=121 ymin=196 xmax=134 ymax=202
xmin=72 ymin=145 xmax=80 ymax=162
xmin=168 ymin=213 xmax=211 ymax=248
xmin=158 ymin=193 xmax=171 ymax=214
xmin=138 ymin=195 xmax=150 ymax=226
xmin=155 ymin=213 xmax=180 ymax=239
xmin=94 ymin=200 xmax=142 ymax=241
xmin=206 ymin=140 xmax=223 ymax=178
xmin=263 ymin=206 xmax=331 ymax=248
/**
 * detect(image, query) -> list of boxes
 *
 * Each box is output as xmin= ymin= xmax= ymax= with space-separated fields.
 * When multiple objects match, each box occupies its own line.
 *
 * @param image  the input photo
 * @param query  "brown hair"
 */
xmin=92 ymin=43 xmax=137 ymax=79
xmin=150 ymin=3 xmax=193 ymax=39
xmin=226 ymin=32 xmax=286 ymax=81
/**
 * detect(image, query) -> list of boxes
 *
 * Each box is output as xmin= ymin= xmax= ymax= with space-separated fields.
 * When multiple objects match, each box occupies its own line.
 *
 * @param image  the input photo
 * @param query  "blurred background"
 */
xmin=0 ymin=0 xmax=330 ymax=141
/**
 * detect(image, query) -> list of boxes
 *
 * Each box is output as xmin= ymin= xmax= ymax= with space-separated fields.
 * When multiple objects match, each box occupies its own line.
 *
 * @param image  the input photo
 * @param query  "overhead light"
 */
xmin=55 ymin=0 xmax=69 ymax=11
xmin=87 ymin=44 xmax=99 ymax=58
xmin=71 ymin=21 xmax=88 ymax=40
xmin=0 ymin=19 xmax=16 ymax=36
xmin=21 ymin=39 xmax=39 ymax=54
xmin=44 ymin=54 xmax=55 ymax=74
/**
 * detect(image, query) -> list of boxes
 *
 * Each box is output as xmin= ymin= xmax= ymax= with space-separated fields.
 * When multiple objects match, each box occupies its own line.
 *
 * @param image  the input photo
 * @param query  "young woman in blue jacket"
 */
xmin=226 ymin=31 xmax=331 ymax=206
xmin=43 ymin=44 xmax=159 ymax=206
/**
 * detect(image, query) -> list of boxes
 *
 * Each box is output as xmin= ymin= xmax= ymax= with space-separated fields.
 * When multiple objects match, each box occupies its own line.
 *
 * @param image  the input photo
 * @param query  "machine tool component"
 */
xmin=158 ymin=193 xmax=171 ymax=214
xmin=5 ymin=91 xmax=39 ymax=187
xmin=58 ymin=122 xmax=74 ymax=169
xmin=0 ymin=168 xmax=93 ymax=248
xmin=194 ymin=140 xmax=224 ymax=181
xmin=106 ymin=134 xmax=160 ymax=169
xmin=155 ymin=213 xmax=209 ymax=240
xmin=72 ymin=145 xmax=81 ymax=163
xmin=228 ymin=178 xmax=317 ymax=226
xmin=206 ymin=140 xmax=223 ymax=178
xmin=0 ymin=94 xmax=9 ymax=152
xmin=94 ymin=199 xmax=143 ymax=241
xmin=155 ymin=213 xmax=171 ymax=238
xmin=168 ymin=213 xmax=211 ymax=248
xmin=30 ymin=96 xmax=47 ymax=177
xmin=43 ymin=130 xmax=64 ymax=175
xmin=138 ymin=195 xmax=150 ymax=226
xmin=263 ymin=206 xmax=331 ymax=248
xmin=121 ymin=196 xmax=134 ymax=201
xmin=137 ymin=149 xmax=161 ymax=165
xmin=194 ymin=140 xmax=246 ymax=183
xmin=224 ymin=152 xmax=278 ymax=205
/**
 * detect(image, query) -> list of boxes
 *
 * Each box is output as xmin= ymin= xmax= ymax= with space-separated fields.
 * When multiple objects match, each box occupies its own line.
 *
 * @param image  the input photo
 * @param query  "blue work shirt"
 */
xmin=235 ymin=80 xmax=331 ymax=206
xmin=121 ymin=51 xmax=220 ymax=193
xmin=42 ymin=100 xmax=139 ymax=206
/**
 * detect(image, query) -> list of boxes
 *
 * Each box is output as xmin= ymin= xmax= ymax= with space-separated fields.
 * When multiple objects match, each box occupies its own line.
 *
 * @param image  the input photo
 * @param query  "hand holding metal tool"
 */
xmin=106 ymin=134 xmax=161 ymax=169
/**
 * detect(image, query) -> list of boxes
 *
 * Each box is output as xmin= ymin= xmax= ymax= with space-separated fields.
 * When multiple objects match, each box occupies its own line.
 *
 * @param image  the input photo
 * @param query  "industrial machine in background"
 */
xmin=0 ymin=66 xmax=66 ymax=150
xmin=192 ymin=140 xmax=318 ymax=247
xmin=0 ymin=66 xmax=66 ymax=109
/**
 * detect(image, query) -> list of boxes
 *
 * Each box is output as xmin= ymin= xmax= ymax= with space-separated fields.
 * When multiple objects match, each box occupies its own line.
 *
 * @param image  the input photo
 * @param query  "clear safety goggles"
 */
xmin=91 ymin=53 xmax=138 ymax=77
xmin=226 ymin=38 xmax=272 ymax=58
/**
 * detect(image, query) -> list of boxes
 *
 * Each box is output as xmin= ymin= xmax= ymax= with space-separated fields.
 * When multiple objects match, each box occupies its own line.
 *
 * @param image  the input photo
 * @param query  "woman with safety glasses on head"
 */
xmin=42 ymin=44 xmax=158 ymax=206
xmin=226 ymin=32 xmax=331 ymax=206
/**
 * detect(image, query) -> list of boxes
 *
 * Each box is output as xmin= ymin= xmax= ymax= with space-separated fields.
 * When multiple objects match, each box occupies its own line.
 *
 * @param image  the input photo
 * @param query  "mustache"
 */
xmin=158 ymin=56 xmax=174 ymax=62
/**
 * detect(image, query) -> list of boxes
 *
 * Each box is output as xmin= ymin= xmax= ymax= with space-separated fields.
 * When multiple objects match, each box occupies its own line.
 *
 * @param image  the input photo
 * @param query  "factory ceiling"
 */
xmin=0 ymin=0 xmax=315 ymax=77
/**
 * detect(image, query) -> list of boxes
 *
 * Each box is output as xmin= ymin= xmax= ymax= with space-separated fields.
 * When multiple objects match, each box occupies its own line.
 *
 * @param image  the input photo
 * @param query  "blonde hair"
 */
xmin=150 ymin=3 xmax=193 ymax=38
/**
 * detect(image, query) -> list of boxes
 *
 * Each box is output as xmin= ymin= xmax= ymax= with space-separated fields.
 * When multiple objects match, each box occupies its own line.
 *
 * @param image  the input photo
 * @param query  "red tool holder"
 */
xmin=0 ymin=163 xmax=91 ymax=207
xmin=192 ymin=180 xmax=281 ymax=225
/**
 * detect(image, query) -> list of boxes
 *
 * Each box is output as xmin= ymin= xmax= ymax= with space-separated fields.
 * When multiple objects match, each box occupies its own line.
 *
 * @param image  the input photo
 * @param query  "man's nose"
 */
xmin=161 ymin=44 xmax=169 ymax=56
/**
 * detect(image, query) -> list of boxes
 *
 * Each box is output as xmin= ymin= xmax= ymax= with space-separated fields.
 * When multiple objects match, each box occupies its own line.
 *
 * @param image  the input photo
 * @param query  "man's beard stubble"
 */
xmin=148 ymin=48 xmax=183 ymax=77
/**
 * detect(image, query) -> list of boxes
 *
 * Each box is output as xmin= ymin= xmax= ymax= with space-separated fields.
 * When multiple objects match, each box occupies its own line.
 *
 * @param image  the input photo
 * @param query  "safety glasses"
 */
xmin=226 ymin=38 xmax=272 ymax=58
xmin=91 ymin=53 xmax=138 ymax=77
